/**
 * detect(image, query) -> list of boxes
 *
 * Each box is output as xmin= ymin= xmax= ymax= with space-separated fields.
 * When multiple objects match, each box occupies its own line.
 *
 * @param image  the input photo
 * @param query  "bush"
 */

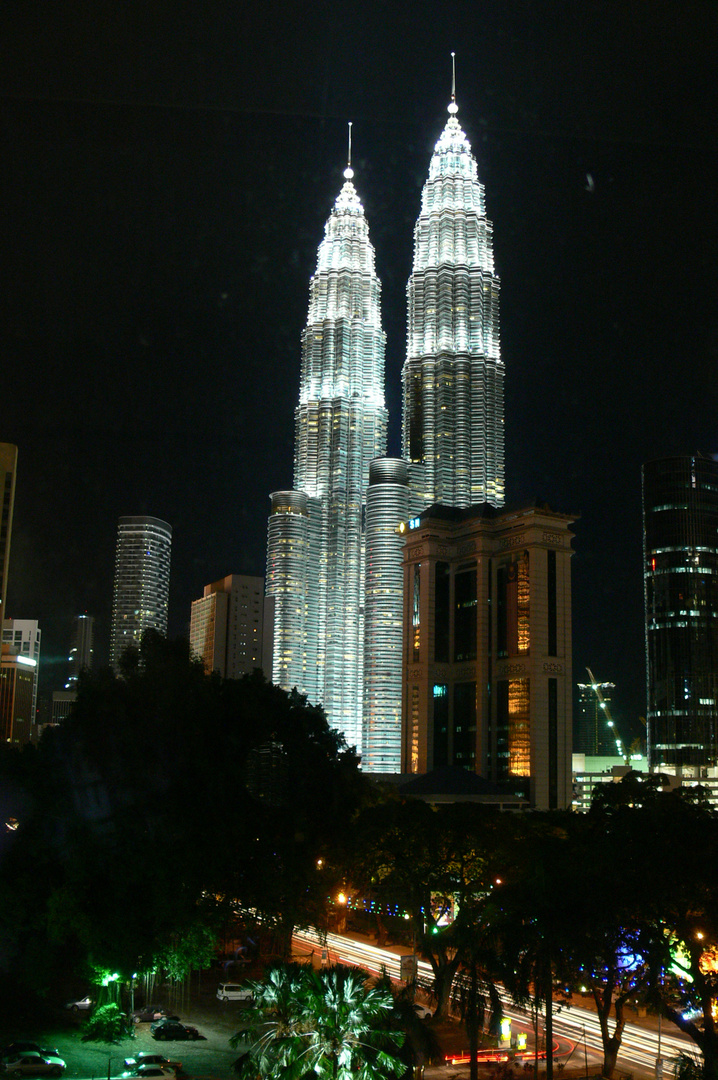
xmin=81 ymin=1003 xmax=133 ymax=1043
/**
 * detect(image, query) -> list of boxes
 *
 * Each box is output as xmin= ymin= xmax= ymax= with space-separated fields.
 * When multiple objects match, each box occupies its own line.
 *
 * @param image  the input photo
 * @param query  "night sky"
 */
xmin=2 ymin=1 xmax=717 ymax=740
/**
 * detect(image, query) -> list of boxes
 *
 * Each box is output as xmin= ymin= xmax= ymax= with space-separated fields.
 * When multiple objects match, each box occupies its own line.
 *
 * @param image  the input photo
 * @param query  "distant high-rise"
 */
xmin=575 ymin=681 xmax=617 ymax=756
xmin=0 ymin=444 xmax=18 ymax=626
xmin=65 ymin=614 xmax=94 ymax=688
xmin=266 ymin=149 xmax=387 ymax=751
xmin=643 ymin=454 xmax=718 ymax=775
xmin=402 ymin=92 xmax=504 ymax=510
xmin=109 ymin=516 xmax=172 ymax=670
xmin=190 ymin=574 xmax=267 ymax=679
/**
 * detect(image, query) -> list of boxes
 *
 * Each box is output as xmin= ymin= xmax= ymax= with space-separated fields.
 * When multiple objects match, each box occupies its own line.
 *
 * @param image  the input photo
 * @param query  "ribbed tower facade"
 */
xmin=402 ymin=97 xmax=504 ymax=509
xmin=109 ymin=516 xmax=172 ymax=671
xmin=267 ymin=165 xmax=387 ymax=751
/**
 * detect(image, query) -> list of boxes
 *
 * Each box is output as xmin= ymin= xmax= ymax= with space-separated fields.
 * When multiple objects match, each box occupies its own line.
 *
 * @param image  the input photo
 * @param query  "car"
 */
xmin=413 ymin=1002 xmax=434 ymax=1020
xmin=2 ymin=1052 xmax=66 ymax=1077
xmin=149 ymin=1021 xmax=199 ymax=1042
xmin=130 ymin=1007 xmax=173 ymax=1024
xmin=216 ymin=983 xmax=253 ymax=1002
xmin=65 ymin=996 xmax=92 ymax=1012
xmin=1 ymin=1048 xmax=58 ymax=1061
xmin=123 ymin=1054 xmax=182 ymax=1074
xmin=134 ymin=1068 xmax=177 ymax=1080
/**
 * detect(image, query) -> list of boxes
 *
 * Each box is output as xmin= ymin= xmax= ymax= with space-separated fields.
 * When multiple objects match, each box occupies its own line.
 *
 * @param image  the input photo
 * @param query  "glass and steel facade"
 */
xmin=643 ymin=455 xmax=718 ymax=772
xmin=266 ymin=171 xmax=387 ymax=752
xmin=109 ymin=515 xmax=172 ymax=670
xmin=363 ymin=458 xmax=409 ymax=771
xmin=403 ymin=101 xmax=504 ymax=510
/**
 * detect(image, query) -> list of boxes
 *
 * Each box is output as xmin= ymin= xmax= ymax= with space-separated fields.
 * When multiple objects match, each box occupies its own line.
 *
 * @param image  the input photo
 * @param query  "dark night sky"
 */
xmin=2 ymin=1 xmax=717 ymax=738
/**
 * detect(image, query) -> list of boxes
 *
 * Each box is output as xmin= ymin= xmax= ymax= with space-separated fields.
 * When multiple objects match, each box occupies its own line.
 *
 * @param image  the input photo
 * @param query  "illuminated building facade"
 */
xmin=363 ymin=459 xmax=410 ymax=771
xmin=109 ymin=516 xmax=172 ymax=670
xmin=402 ymin=96 xmax=504 ymax=510
xmin=266 ymin=161 xmax=387 ymax=750
xmin=400 ymin=502 xmax=574 ymax=810
xmin=0 ymin=648 xmax=36 ymax=744
xmin=0 ymin=443 xmax=18 ymax=627
xmin=65 ymin=614 xmax=94 ymax=688
xmin=643 ymin=454 xmax=718 ymax=776
xmin=364 ymin=90 xmax=505 ymax=770
xmin=575 ymin=680 xmax=617 ymax=756
xmin=189 ymin=574 xmax=268 ymax=679
xmin=1 ymin=618 xmax=41 ymax=729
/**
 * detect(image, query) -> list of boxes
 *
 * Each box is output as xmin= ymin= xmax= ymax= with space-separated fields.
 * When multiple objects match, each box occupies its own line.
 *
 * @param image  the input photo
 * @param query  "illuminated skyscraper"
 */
xmin=109 ymin=516 xmax=172 ymax=670
xmin=403 ymin=88 xmax=504 ymax=509
xmin=65 ymin=614 xmax=94 ymax=688
xmin=643 ymin=454 xmax=718 ymax=776
xmin=364 ymin=83 xmax=504 ymax=772
xmin=266 ymin=147 xmax=388 ymax=750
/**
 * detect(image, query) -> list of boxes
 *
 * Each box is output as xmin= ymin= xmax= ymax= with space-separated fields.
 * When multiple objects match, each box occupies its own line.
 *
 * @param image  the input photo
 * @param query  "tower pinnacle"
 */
xmin=448 ymin=51 xmax=458 ymax=115
xmin=344 ymin=121 xmax=354 ymax=180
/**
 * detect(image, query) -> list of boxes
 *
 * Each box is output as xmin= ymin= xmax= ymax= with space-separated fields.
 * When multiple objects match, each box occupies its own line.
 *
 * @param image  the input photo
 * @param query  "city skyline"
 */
xmin=1 ymin=3 xmax=717 ymax=734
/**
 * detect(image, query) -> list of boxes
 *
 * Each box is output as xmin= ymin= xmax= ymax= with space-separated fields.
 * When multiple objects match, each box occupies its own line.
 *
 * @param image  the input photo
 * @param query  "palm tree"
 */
xmin=230 ymin=962 xmax=406 ymax=1080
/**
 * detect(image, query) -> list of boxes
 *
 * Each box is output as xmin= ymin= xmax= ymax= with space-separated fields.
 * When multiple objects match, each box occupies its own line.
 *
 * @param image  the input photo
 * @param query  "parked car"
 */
xmin=149 ymin=1021 xmax=199 ymax=1042
xmin=413 ymin=1002 xmax=433 ymax=1020
xmin=65 ymin=996 xmax=92 ymax=1012
xmin=123 ymin=1054 xmax=182 ymax=1074
xmin=2 ymin=1052 xmax=66 ymax=1077
xmin=1 ymin=1047 xmax=58 ymax=1061
xmin=134 ymin=1067 xmax=177 ymax=1080
xmin=216 ymin=983 xmax=253 ymax=1003
xmin=130 ymin=1007 xmax=174 ymax=1024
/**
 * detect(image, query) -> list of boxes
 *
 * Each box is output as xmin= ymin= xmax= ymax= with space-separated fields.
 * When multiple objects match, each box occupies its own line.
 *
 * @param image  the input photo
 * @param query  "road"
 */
xmin=294 ymin=929 xmax=696 ymax=1076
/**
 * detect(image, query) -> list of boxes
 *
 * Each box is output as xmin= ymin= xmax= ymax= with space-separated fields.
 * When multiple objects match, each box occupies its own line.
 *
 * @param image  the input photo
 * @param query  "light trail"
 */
xmin=293 ymin=929 xmax=698 ymax=1074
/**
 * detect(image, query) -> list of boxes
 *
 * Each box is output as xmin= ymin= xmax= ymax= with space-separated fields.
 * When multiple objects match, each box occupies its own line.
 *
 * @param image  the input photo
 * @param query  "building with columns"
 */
xmin=400 ymin=501 xmax=575 ymax=809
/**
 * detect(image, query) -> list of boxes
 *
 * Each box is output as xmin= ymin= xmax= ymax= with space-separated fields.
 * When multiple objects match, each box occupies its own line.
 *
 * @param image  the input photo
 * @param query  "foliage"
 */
xmin=80 ymin=1003 xmax=133 ymax=1043
xmin=230 ymin=962 xmax=406 ymax=1080
xmin=0 ymin=633 xmax=368 ymax=990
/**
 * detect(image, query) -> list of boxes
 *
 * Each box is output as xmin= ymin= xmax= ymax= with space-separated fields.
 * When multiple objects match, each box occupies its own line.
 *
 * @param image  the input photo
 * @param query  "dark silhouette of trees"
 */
xmin=0 ymin=633 xmax=366 ymax=992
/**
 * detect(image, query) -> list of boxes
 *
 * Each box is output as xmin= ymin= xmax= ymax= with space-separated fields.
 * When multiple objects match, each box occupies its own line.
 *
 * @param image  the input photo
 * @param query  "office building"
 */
xmin=2 ymin=618 xmax=41 ymax=727
xmin=0 ymin=648 xmax=37 ymax=744
xmin=109 ymin=516 xmax=172 ymax=670
xmin=190 ymin=574 xmax=266 ymax=679
xmin=266 ymin=150 xmax=387 ymax=751
xmin=65 ymin=614 xmax=94 ymax=688
xmin=575 ymin=680 xmax=617 ymax=756
xmin=643 ymin=454 xmax=718 ymax=777
xmin=0 ymin=444 xmax=18 ymax=626
xmin=400 ymin=502 xmax=575 ymax=810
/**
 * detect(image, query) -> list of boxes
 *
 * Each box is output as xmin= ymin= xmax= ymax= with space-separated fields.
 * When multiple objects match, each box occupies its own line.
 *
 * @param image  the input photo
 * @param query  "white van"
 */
xmin=216 ymin=983 xmax=252 ymax=1002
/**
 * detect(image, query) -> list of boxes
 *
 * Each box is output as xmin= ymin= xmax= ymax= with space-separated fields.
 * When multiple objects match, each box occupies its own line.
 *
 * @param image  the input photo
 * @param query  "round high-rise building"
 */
xmin=109 ymin=515 xmax=172 ymax=670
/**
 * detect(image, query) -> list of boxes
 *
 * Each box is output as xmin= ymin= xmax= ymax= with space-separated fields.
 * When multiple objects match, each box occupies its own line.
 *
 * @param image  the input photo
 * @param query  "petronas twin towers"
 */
xmin=266 ymin=88 xmax=504 ymax=769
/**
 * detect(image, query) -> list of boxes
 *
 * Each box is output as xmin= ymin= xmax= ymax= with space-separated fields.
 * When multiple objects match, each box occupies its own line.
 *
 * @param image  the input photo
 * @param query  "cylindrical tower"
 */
xmin=643 ymin=454 xmax=718 ymax=774
xmin=363 ymin=459 xmax=410 ymax=772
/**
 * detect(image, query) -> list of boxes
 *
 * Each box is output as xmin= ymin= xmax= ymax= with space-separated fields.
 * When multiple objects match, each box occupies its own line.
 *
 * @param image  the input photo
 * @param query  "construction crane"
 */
xmin=585 ymin=667 xmax=629 ymax=763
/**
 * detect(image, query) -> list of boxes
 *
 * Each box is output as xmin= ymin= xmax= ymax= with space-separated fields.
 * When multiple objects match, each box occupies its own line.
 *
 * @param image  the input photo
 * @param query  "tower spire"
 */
xmin=344 ymin=121 xmax=354 ymax=179
xmin=449 ymin=52 xmax=458 ymax=115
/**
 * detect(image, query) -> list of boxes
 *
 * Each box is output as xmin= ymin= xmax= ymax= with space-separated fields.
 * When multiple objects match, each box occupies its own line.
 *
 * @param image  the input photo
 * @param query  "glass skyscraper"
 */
xmin=402 ymin=94 xmax=504 ymax=510
xmin=109 ymin=515 xmax=172 ymax=670
xmin=643 ymin=454 xmax=718 ymax=773
xmin=266 ymin=162 xmax=387 ymax=752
